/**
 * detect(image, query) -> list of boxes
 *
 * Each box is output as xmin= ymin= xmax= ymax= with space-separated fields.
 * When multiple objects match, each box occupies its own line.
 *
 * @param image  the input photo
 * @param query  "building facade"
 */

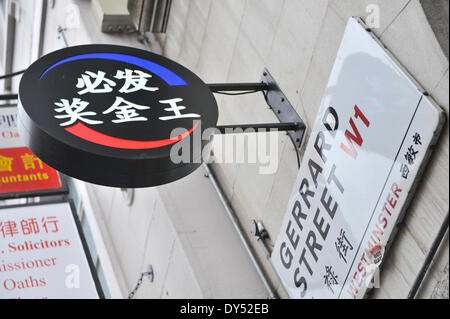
xmin=0 ymin=0 xmax=448 ymax=299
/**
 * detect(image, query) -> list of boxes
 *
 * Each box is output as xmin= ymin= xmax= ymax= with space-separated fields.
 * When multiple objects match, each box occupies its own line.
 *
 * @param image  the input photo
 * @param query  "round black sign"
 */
xmin=18 ymin=45 xmax=218 ymax=187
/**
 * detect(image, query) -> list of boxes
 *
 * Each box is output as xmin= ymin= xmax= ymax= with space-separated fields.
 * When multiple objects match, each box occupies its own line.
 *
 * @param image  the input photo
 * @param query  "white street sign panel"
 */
xmin=0 ymin=202 xmax=101 ymax=299
xmin=271 ymin=18 xmax=446 ymax=299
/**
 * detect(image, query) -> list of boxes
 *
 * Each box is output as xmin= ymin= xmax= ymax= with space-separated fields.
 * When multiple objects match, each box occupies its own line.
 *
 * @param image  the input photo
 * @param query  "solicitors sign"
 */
xmin=271 ymin=18 xmax=446 ymax=299
xmin=0 ymin=202 xmax=102 ymax=299
xmin=0 ymin=106 xmax=65 ymax=199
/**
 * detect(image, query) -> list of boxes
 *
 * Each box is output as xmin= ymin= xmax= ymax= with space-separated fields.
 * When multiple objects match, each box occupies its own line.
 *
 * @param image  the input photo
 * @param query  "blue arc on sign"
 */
xmin=39 ymin=52 xmax=187 ymax=86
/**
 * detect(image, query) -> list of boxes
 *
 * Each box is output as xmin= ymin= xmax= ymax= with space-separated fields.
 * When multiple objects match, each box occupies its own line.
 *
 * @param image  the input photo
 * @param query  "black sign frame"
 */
xmin=0 ymin=174 xmax=69 ymax=201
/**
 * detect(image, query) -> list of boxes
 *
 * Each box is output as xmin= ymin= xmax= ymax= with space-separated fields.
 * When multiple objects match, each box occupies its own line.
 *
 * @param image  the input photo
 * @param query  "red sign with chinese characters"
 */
xmin=0 ymin=147 xmax=62 ymax=194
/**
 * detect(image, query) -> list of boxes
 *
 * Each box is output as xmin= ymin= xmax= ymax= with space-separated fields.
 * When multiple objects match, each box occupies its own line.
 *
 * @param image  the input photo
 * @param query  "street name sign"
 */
xmin=271 ymin=18 xmax=446 ymax=299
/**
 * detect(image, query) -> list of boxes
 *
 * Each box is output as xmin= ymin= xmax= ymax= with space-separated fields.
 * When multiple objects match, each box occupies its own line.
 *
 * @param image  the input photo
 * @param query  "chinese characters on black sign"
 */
xmin=54 ymin=69 xmax=200 ymax=127
xmin=18 ymin=45 xmax=218 ymax=187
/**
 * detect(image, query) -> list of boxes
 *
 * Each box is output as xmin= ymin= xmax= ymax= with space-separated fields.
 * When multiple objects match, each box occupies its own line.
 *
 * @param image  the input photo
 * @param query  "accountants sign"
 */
xmin=18 ymin=45 xmax=218 ymax=187
xmin=271 ymin=18 xmax=446 ymax=299
xmin=0 ymin=106 xmax=65 ymax=199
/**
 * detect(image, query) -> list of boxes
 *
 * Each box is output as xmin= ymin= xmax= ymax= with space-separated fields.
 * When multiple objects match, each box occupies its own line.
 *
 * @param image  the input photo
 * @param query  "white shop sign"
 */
xmin=271 ymin=18 xmax=446 ymax=299
xmin=0 ymin=202 xmax=101 ymax=299
xmin=0 ymin=106 xmax=22 ymax=149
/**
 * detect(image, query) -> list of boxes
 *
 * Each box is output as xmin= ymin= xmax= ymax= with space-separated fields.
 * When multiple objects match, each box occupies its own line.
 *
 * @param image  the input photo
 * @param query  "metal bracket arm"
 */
xmin=0 ymin=94 xmax=18 ymax=100
xmin=207 ymin=68 xmax=307 ymax=162
xmin=216 ymin=122 xmax=304 ymax=134
xmin=207 ymin=82 xmax=269 ymax=93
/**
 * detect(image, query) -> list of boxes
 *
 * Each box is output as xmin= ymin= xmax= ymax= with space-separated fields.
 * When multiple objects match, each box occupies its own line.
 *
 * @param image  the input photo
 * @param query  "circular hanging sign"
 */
xmin=18 ymin=44 xmax=218 ymax=187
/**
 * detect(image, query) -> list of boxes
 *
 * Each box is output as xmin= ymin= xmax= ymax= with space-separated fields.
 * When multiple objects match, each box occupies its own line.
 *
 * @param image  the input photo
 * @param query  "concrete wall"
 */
xmin=2 ymin=0 xmax=269 ymax=299
xmin=420 ymin=0 xmax=449 ymax=59
xmin=161 ymin=0 xmax=449 ymax=298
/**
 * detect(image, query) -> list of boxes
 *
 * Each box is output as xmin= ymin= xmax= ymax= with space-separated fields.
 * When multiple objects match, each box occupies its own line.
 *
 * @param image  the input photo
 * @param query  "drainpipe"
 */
xmin=407 ymin=210 xmax=449 ymax=299
xmin=3 ymin=1 xmax=17 ymax=91
xmin=202 ymin=163 xmax=278 ymax=299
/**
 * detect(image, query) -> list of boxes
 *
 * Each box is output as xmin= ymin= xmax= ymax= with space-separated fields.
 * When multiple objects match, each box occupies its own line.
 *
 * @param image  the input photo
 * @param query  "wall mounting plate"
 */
xmin=146 ymin=264 xmax=154 ymax=282
xmin=261 ymin=68 xmax=306 ymax=151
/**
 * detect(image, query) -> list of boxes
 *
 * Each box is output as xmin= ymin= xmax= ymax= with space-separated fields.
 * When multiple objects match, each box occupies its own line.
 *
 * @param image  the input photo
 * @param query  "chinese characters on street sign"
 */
xmin=271 ymin=18 xmax=446 ymax=299
xmin=0 ymin=106 xmax=65 ymax=199
xmin=0 ymin=202 xmax=102 ymax=299
xmin=18 ymin=45 xmax=218 ymax=187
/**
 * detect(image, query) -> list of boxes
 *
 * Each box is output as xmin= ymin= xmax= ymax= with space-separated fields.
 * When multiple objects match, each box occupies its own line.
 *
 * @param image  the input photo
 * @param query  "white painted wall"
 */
xmin=161 ymin=0 xmax=449 ymax=298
